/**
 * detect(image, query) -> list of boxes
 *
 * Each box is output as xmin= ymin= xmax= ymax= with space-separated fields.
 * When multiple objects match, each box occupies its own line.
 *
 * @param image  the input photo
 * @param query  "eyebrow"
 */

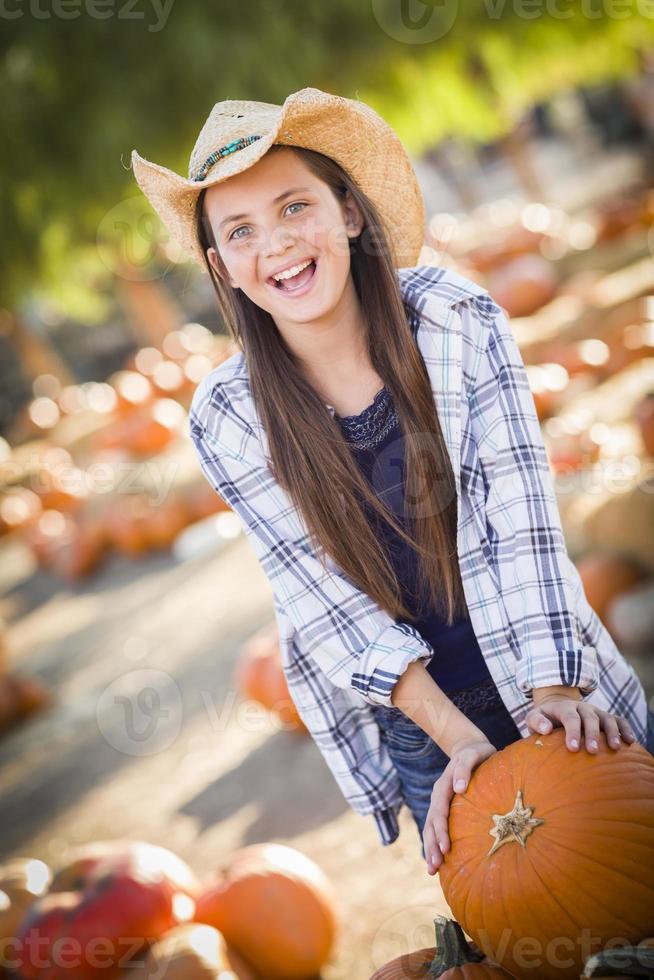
xmin=217 ymin=187 xmax=314 ymax=231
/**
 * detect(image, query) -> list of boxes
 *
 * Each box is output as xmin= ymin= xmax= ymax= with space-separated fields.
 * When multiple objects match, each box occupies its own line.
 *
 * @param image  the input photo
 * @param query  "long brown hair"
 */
xmin=194 ymin=145 xmax=468 ymax=625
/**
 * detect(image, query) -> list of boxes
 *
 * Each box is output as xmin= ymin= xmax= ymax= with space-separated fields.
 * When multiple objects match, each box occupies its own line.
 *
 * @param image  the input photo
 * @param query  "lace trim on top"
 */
xmin=335 ymin=386 xmax=398 ymax=449
xmin=373 ymin=677 xmax=500 ymax=719
xmin=331 ymin=304 xmax=419 ymax=449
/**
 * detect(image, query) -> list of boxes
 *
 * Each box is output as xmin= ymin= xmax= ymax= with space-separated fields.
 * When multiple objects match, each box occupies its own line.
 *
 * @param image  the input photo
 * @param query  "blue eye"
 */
xmin=227 ymin=202 xmax=308 ymax=241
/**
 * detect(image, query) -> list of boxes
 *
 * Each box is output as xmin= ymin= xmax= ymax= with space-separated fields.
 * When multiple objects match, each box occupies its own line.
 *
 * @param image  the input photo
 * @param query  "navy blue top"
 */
xmin=334 ymin=383 xmax=493 ymax=694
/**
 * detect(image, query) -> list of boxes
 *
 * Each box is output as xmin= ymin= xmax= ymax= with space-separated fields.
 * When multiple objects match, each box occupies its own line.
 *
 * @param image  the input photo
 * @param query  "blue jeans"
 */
xmin=373 ymin=681 xmax=654 ymax=860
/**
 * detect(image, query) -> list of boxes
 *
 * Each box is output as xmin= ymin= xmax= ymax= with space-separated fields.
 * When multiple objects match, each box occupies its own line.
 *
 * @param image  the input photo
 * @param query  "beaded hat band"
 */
xmin=191 ymin=135 xmax=263 ymax=182
xmin=131 ymin=86 xmax=425 ymax=271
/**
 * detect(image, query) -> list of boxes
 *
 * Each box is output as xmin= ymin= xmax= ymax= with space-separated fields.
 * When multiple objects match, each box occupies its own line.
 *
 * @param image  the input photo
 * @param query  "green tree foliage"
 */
xmin=2 ymin=0 xmax=653 ymax=312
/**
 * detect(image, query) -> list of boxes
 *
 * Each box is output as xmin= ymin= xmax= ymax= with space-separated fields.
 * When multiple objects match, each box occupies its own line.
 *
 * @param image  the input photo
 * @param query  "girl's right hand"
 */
xmin=423 ymin=737 xmax=497 ymax=876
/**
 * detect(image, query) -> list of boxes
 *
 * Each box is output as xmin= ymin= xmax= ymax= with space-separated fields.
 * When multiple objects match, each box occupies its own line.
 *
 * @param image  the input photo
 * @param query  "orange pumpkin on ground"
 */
xmin=17 ymin=840 xmax=199 ymax=980
xmin=182 ymin=477 xmax=231 ymax=522
xmin=194 ymin=842 xmax=338 ymax=980
xmin=234 ymin=623 xmax=307 ymax=734
xmin=107 ymin=370 xmax=154 ymax=416
xmin=634 ymin=391 xmax=654 ymax=457
xmin=369 ymin=916 xmax=513 ymax=979
xmin=0 ymin=672 xmax=50 ymax=734
xmin=141 ymin=493 xmax=190 ymax=550
xmin=485 ymin=254 xmax=558 ymax=318
xmin=104 ymin=494 xmax=153 ymax=556
xmin=0 ymin=858 xmax=51 ymax=974
xmin=438 ymin=729 xmax=654 ymax=980
xmin=574 ymin=552 xmax=646 ymax=622
xmin=0 ymin=487 xmax=42 ymax=536
xmin=125 ymin=922 xmax=258 ymax=979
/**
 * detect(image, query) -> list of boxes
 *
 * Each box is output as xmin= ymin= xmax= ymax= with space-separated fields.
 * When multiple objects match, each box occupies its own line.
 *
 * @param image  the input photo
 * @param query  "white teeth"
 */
xmin=272 ymin=258 xmax=313 ymax=282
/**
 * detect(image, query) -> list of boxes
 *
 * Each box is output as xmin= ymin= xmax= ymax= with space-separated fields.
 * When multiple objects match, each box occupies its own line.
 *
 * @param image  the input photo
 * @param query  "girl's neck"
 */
xmin=275 ymin=275 xmax=381 ymax=415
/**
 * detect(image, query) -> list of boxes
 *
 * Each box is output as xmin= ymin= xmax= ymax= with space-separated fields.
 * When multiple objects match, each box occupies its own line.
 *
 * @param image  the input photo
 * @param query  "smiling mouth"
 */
xmin=268 ymin=259 xmax=317 ymax=291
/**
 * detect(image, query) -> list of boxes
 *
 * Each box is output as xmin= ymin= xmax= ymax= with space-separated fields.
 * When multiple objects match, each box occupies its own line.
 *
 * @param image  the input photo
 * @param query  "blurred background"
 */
xmin=1 ymin=4 xmax=654 ymax=979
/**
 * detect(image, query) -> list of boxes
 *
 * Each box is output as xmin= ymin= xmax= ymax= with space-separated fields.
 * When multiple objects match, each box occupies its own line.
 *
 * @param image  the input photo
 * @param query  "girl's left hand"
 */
xmin=525 ymin=695 xmax=637 ymax=753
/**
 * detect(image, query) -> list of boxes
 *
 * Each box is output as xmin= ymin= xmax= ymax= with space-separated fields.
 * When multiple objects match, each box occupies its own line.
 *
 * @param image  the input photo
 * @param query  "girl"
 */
xmin=131 ymin=87 xmax=654 ymax=877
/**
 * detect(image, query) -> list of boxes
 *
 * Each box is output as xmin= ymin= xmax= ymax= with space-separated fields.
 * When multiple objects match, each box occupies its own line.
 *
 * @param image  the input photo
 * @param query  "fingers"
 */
xmin=615 ymin=715 xmax=637 ymax=745
xmin=596 ymin=708 xmax=622 ymax=751
xmin=526 ymin=708 xmax=554 ymax=735
xmin=575 ymin=706 xmax=639 ymax=753
xmin=592 ymin=711 xmax=637 ymax=751
xmin=577 ymin=703 xmax=601 ymax=753
xmin=531 ymin=702 xmax=640 ymax=753
xmin=423 ymin=779 xmax=454 ymax=876
xmin=530 ymin=704 xmax=581 ymax=750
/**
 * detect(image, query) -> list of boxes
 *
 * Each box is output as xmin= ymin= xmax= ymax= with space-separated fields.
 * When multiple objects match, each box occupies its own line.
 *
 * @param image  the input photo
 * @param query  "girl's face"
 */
xmin=203 ymin=147 xmax=365 ymax=327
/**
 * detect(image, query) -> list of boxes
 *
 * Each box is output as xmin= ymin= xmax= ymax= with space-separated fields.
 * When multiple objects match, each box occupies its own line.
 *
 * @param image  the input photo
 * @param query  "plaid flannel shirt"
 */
xmin=188 ymin=264 xmax=648 ymax=847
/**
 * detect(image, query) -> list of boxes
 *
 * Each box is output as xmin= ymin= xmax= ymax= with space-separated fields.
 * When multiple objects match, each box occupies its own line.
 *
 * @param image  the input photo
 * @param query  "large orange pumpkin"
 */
xmin=194 ymin=842 xmax=338 ymax=980
xmin=438 ymin=729 xmax=654 ymax=980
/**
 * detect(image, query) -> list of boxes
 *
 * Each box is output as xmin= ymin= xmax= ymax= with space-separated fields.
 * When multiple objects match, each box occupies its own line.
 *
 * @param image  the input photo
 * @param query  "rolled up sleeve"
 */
xmin=468 ymin=301 xmax=599 ymax=700
xmin=189 ymin=382 xmax=434 ymax=709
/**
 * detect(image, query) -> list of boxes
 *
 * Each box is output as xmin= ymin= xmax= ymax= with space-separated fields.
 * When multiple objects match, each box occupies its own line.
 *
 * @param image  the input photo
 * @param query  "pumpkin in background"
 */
xmin=595 ymin=194 xmax=644 ymax=242
xmin=104 ymin=494 xmax=152 ymax=556
xmin=634 ymin=391 xmax=654 ymax=457
xmin=121 ymin=400 xmax=181 ymax=458
xmin=24 ymin=509 xmax=106 ymax=581
xmin=0 ymin=487 xmax=42 ymax=537
xmin=438 ymin=729 xmax=654 ymax=980
xmin=234 ymin=623 xmax=307 ymax=734
xmin=107 ymin=370 xmax=154 ymax=417
xmin=605 ymin=578 xmax=654 ymax=650
xmin=195 ymin=842 xmax=338 ymax=980
xmin=0 ymin=858 xmax=51 ymax=975
xmin=0 ymin=672 xmax=51 ymax=735
xmin=33 ymin=464 xmax=88 ymax=513
xmin=485 ymin=254 xmax=558 ymax=318
xmin=182 ymin=477 xmax=231 ymax=522
xmin=142 ymin=493 xmax=190 ymax=551
xmin=125 ymin=922 xmax=258 ymax=980
xmin=369 ymin=917 xmax=514 ymax=980
xmin=17 ymin=840 xmax=199 ymax=980
xmin=574 ymin=552 xmax=646 ymax=622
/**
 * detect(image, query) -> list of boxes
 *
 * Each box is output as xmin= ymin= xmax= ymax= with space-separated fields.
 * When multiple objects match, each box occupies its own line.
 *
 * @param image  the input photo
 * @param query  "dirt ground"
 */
xmin=0 ymin=534 xmax=458 ymax=979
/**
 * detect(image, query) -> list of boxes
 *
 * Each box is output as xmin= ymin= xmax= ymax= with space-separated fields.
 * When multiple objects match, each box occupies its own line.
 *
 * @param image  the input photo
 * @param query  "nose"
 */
xmin=263 ymin=223 xmax=297 ymax=258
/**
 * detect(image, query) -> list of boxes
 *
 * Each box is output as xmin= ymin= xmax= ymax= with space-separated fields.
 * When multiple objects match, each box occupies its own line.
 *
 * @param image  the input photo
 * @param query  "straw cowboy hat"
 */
xmin=130 ymin=86 xmax=426 ymax=272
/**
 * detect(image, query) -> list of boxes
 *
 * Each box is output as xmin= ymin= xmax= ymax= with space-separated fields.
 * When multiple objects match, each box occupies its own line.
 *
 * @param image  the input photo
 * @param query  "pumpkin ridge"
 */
xmin=527 ymin=836 xmax=647 ymax=936
xmin=524 ymin=728 xmax=654 ymax=793
xmin=541 ymin=804 xmax=654 ymax=822
xmin=527 ymin=751 xmax=653 ymax=801
xmin=542 ymin=822 xmax=654 ymax=868
xmin=492 ymin=836 xmax=556 ymax=971
xmin=520 ymin=837 xmax=588 ymax=936
xmin=539 ymin=834 xmax=654 ymax=912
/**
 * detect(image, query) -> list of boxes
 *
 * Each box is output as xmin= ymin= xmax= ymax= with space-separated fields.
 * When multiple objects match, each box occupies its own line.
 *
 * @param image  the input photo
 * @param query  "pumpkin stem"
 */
xmin=427 ymin=915 xmax=485 ymax=978
xmin=581 ymin=945 xmax=654 ymax=977
xmin=487 ymin=788 xmax=544 ymax=857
